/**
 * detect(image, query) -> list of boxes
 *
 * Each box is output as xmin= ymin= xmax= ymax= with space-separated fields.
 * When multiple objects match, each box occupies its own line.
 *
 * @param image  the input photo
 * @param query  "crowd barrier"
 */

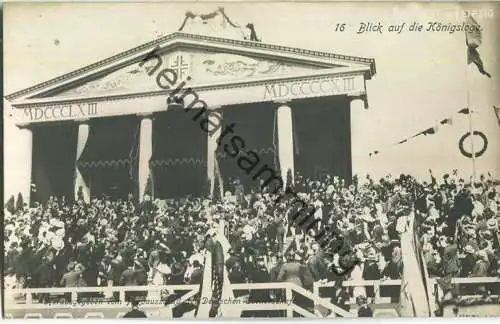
xmin=5 ymin=277 xmax=499 ymax=318
xmin=4 ymin=284 xmax=200 ymax=319
xmin=314 ymin=279 xmax=402 ymax=306
xmin=229 ymin=282 xmax=354 ymax=318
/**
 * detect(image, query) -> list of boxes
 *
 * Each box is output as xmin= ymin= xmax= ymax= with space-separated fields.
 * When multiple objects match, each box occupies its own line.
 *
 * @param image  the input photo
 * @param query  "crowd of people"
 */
xmin=220 ymin=170 xmax=499 ymax=308
xmin=3 ymin=170 xmax=500 ymax=312
xmin=4 ymin=194 xmax=208 ymax=301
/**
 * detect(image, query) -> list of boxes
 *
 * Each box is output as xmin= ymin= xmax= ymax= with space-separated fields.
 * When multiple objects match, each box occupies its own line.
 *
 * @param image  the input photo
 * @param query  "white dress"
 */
xmin=350 ymin=264 xmax=366 ymax=298
xmin=148 ymin=263 xmax=171 ymax=301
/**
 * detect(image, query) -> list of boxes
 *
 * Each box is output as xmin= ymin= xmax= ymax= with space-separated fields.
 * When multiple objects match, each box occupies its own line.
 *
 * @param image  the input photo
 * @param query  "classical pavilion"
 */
xmin=6 ymin=8 xmax=376 ymax=204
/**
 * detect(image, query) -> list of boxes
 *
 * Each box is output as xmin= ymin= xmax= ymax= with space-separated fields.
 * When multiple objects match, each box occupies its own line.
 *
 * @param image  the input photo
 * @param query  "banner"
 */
xmin=398 ymin=217 xmax=431 ymax=317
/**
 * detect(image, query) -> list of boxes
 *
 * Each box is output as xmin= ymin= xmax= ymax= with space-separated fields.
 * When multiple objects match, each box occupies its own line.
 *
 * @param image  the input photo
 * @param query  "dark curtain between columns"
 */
xmin=291 ymin=96 xmax=352 ymax=182
xmin=77 ymin=115 xmax=140 ymax=200
xmin=217 ymin=102 xmax=278 ymax=192
xmin=31 ymin=122 xmax=77 ymax=204
xmin=150 ymin=108 xmax=208 ymax=199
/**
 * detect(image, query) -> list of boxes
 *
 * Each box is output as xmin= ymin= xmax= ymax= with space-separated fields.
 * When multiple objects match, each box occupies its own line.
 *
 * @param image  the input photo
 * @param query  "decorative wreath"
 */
xmin=458 ymin=131 xmax=488 ymax=158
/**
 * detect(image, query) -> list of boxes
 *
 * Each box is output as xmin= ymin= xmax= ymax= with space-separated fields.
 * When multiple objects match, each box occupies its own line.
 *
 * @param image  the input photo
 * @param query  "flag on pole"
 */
xmin=465 ymin=15 xmax=491 ymax=78
xmin=493 ymin=106 xmax=500 ymax=126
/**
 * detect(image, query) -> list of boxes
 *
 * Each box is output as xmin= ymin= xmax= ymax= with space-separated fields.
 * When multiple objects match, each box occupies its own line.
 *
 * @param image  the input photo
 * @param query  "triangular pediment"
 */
xmin=6 ymin=32 xmax=375 ymax=102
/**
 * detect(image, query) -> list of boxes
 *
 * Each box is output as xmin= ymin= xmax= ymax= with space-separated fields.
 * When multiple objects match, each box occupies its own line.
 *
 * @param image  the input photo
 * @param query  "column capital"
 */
xmin=75 ymin=118 xmax=90 ymax=124
xmin=273 ymin=100 xmax=291 ymax=106
xmin=349 ymin=95 xmax=368 ymax=109
xmin=17 ymin=123 xmax=32 ymax=130
xmin=137 ymin=112 xmax=153 ymax=119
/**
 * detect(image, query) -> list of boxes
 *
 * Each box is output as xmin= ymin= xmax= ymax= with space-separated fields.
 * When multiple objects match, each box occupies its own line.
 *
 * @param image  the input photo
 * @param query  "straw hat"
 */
xmin=464 ymin=245 xmax=475 ymax=254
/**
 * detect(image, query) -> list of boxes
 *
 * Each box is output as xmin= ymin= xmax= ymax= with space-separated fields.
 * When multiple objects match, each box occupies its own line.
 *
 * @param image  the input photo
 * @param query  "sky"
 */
xmin=3 ymin=1 xmax=500 ymax=200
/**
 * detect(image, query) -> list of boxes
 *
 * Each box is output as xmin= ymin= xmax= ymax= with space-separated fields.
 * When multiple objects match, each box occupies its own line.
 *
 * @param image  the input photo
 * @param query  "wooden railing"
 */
xmin=314 ymin=279 xmax=402 ymax=306
xmin=230 ymin=282 xmax=355 ymax=318
xmin=5 ymin=284 xmax=200 ymax=310
xmin=428 ymin=276 xmax=500 ymax=303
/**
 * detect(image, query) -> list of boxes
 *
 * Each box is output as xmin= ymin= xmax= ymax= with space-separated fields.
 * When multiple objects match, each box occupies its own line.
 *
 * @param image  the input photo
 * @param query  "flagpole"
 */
xmin=465 ymin=33 xmax=477 ymax=183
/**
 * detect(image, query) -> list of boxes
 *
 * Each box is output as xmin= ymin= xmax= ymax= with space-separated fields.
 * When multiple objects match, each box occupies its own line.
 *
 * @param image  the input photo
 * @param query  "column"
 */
xmin=276 ymin=102 xmax=295 ymax=188
xmin=17 ymin=124 xmax=33 ymax=206
xmin=138 ymin=113 xmax=153 ymax=201
xmin=74 ymin=119 xmax=91 ymax=202
xmin=207 ymin=109 xmax=223 ymax=198
xmin=350 ymin=97 xmax=367 ymax=178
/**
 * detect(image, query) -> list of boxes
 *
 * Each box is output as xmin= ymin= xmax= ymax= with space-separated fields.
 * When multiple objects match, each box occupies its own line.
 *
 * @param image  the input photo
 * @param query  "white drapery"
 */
xmin=207 ymin=110 xmax=223 ymax=198
xmin=350 ymin=98 xmax=365 ymax=177
xmin=277 ymin=104 xmax=294 ymax=188
xmin=74 ymin=122 xmax=90 ymax=202
xmin=17 ymin=126 xmax=33 ymax=205
xmin=138 ymin=115 xmax=153 ymax=201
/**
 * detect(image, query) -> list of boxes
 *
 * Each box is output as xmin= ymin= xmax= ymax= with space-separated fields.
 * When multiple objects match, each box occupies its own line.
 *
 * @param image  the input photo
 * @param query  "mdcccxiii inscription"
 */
xmin=23 ymin=102 xmax=98 ymax=122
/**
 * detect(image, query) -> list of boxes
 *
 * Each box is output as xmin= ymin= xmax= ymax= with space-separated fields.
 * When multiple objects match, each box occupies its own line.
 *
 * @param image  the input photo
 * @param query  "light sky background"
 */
xmin=3 ymin=1 xmax=500 ymax=200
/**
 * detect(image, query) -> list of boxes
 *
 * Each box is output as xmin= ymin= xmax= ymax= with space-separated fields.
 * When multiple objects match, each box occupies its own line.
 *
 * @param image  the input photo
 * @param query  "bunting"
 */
xmin=493 ymin=106 xmax=500 ymax=126
xmin=368 ymin=107 xmax=465 ymax=156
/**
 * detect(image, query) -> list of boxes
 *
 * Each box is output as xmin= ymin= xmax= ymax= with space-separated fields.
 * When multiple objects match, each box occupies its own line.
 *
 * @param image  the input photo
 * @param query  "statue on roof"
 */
xmin=177 ymin=7 xmax=261 ymax=42
xmin=245 ymin=23 xmax=260 ymax=42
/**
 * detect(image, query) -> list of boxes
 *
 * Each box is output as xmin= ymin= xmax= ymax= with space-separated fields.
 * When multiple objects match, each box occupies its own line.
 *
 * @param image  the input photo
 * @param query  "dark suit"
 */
xmin=60 ymin=270 xmax=85 ymax=287
xmin=358 ymin=304 xmax=373 ymax=317
xmin=307 ymin=253 xmax=328 ymax=281
xmin=123 ymin=308 xmax=147 ymax=318
xmin=120 ymin=266 xmax=145 ymax=302
xmin=189 ymin=267 xmax=203 ymax=284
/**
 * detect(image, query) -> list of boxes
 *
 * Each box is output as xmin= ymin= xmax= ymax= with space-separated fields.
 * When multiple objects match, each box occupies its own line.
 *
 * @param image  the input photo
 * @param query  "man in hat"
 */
xmin=123 ymin=299 xmax=147 ymax=318
xmin=60 ymin=262 xmax=86 ymax=288
xmin=362 ymin=247 xmax=381 ymax=298
xmin=356 ymin=295 xmax=373 ymax=317
xmin=225 ymin=248 xmax=243 ymax=272
xmin=460 ymin=245 xmax=476 ymax=277
xmin=188 ymin=260 xmax=203 ymax=285
xmin=306 ymin=243 xmax=328 ymax=282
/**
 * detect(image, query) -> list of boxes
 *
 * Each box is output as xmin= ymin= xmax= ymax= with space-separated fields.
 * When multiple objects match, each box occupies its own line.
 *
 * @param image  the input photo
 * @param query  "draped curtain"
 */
xmin=77 ymin=115 xmax=140 ymax=199
xmin=74 ymin=123 xmax=90 ymax=202
xmin=150 ymin=108 xmax=208 ymax=198
xmin=217 ymin=102 xmax=277 ymax=192
xmin=292 ymin=96 xmax=351 ymax=182
xmin=31 ymin=122 xmax=77 ymax=204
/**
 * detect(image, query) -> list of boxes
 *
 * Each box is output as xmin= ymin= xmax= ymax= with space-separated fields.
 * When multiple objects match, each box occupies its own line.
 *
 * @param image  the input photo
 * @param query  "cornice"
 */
xmin=12 ymin=68 xmax=367 ymax=109
xmin=5 ymin=32 xmax=376 ymax=102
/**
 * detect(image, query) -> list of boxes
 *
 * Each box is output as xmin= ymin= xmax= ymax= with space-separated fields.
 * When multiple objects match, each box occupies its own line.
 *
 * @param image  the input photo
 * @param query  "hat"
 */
xmin=51 ymin=237 xmax=64 ymax=251
xmin=156 ymin=263 xmax=171 ymax=275
xmin=55 ymin=228 xmax=65 ymax=237
xmin=464 ymin=245 xmax=475 ymax=254
xmin=67 ymin=261 xmax=76 ymax=271
xmin=477 ymin=250 xmax=489 ymax=262
xmin=49 ymin=219 xmax=65 ymax=228
xmin=487 ymin=218 xmax=497 ymax=230
xmin=356 ymin=295 xmax=367 ymax=304
xmin=365 ymin=248 xmax=378 ymax=261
